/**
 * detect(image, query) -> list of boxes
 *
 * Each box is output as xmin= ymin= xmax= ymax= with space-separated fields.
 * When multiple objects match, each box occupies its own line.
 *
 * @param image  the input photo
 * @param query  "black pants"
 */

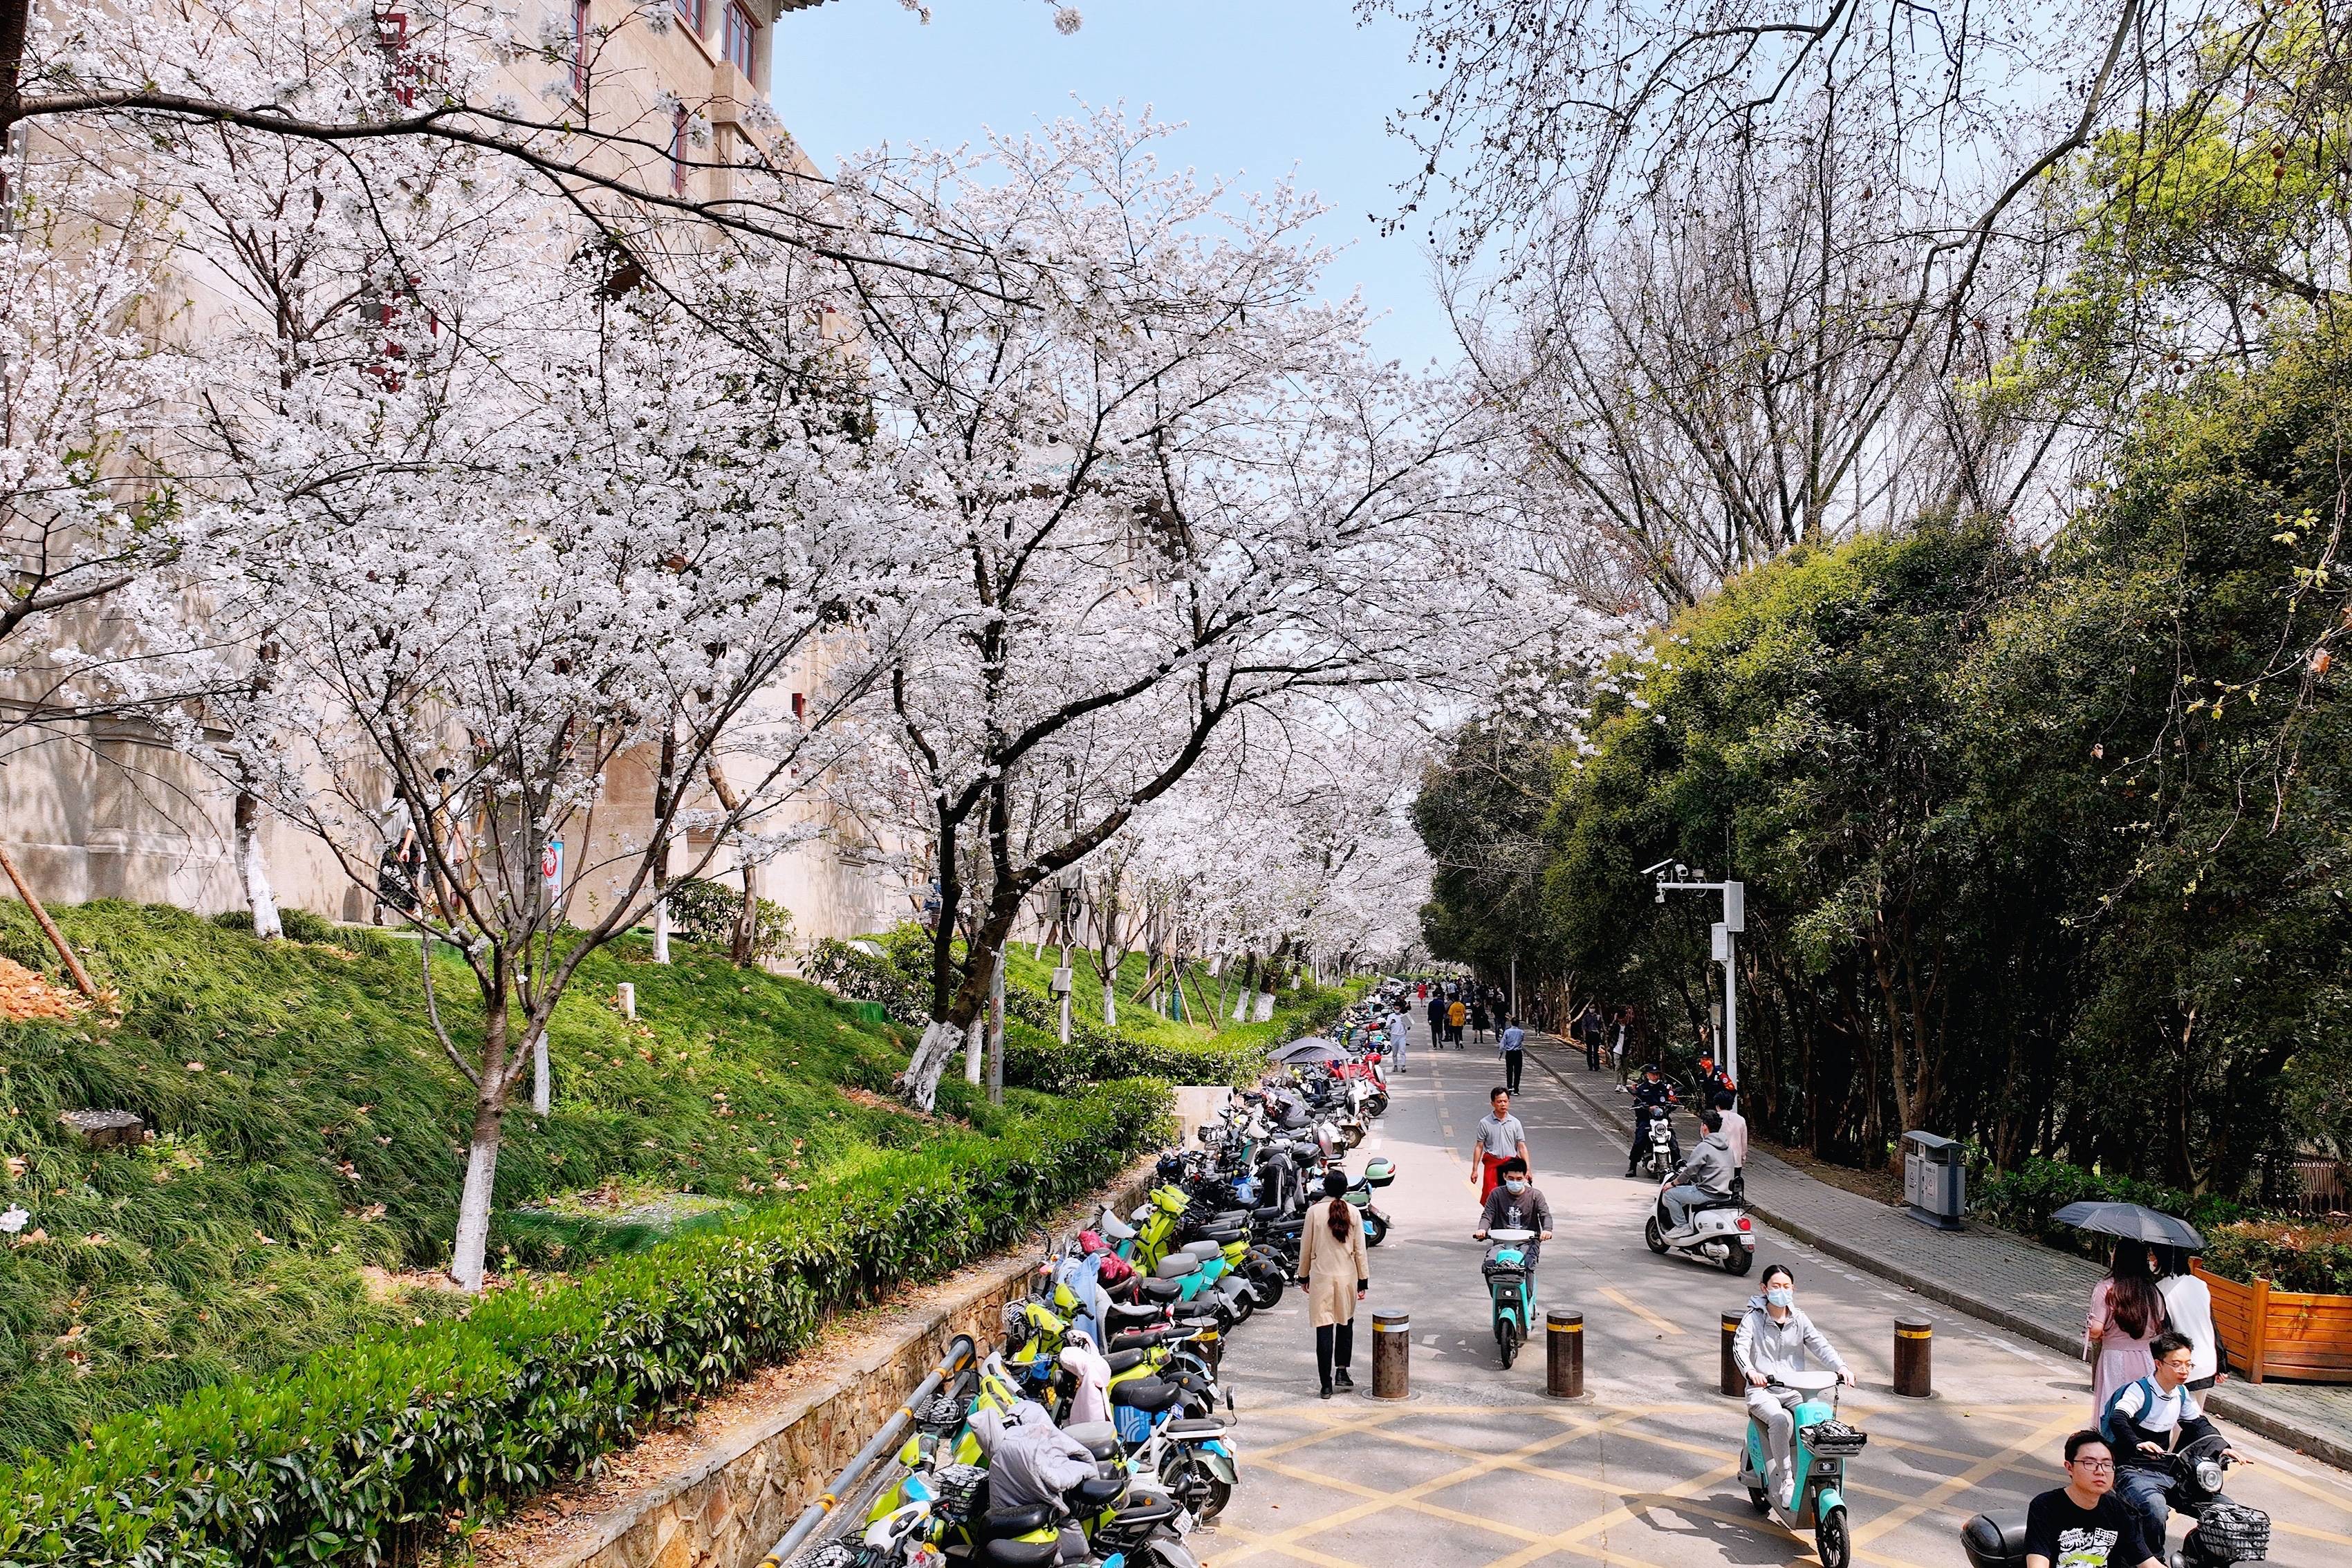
xmin=1584 ymin=1032 xmax=1600 ymax=1071
xmin=1315 ymin=1320 xmax=1355 ymax=1389
xmin=1503 ymin=1048 xmax=1524 ymax=1093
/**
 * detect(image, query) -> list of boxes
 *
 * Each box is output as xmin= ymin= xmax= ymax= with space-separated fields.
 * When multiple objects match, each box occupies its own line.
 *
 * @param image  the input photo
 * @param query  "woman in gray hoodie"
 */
xmin=1732 ymin=1263 xmax=1857 ymax=1502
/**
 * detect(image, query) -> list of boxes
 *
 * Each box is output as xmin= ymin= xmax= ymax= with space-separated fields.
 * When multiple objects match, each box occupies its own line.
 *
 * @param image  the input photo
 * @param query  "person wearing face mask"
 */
xmin=1734 ymin=1263 xmax=1858 ymax=1504
xmin=1473 ymin=1156 xmax=1554 ymax=1267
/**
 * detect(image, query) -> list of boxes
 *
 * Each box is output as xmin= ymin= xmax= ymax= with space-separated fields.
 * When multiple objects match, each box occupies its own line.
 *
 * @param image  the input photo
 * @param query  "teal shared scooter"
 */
xmin=1479 ymin=1226 xmax=1538 ymax=1368
xmin=1736 ymin=1369 xmax=1868 ymax=1568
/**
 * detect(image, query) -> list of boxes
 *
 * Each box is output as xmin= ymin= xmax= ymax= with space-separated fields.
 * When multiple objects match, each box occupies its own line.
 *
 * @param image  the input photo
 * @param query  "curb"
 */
xmin=1525 ymin=1038 xmax=2352 ymax=1473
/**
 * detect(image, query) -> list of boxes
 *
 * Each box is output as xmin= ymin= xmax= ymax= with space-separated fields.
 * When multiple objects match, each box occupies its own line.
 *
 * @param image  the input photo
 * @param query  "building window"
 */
xmin=571 ymin=0 xmax=591 ymax=96
xmin=723 ymin=1 xmax=759 ymax=80
xmin=675 ymin=0 xmax=704 ymax=34
xmin=671 ymin=106 xmax=689 ymax=196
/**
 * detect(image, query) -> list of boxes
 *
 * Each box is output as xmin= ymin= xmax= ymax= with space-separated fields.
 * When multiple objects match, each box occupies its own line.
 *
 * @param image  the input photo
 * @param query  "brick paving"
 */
xmin=1521 ymin=1033 xmax=2352 ymax=1471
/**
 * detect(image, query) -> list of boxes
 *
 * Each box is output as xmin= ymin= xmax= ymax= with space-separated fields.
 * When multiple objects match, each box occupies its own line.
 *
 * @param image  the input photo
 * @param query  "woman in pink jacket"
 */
xmin=2084 ymin=1238 xmax=2168 ymax=1417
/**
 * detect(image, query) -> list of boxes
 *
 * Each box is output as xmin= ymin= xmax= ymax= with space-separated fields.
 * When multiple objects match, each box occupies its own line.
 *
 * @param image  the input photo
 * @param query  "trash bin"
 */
xmin=1902 ymin=1131 xmax=1965 ymax=1230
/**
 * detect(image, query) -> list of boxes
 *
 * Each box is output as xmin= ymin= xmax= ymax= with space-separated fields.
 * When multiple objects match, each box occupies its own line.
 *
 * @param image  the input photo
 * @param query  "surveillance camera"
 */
xmin=1674 ymin=862 xmax=1688 ymax=879
xmin=1655 ymin=889 xmax=1666 ymax=904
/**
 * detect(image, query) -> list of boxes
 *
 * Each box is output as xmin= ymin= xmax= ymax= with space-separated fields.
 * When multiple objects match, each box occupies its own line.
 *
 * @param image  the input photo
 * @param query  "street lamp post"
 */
xmin=1647 ymin=864 xmax=1746 ymax=1090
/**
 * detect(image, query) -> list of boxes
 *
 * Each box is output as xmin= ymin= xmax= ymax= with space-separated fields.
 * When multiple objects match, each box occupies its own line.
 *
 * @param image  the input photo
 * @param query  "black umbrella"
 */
xmin=2050 ymin=1200 xmax=2205 ymax=1250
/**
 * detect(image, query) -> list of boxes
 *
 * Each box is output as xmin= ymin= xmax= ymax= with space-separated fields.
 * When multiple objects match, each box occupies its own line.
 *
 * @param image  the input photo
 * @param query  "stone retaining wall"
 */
xmin=541 ymin=1169 xmax=1149 ymax=1568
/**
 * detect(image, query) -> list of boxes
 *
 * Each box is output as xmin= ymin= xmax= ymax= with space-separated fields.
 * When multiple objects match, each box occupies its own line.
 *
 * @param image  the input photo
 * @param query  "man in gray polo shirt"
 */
xmin=1469 ymin=1086 xmax=1530 ymax=1202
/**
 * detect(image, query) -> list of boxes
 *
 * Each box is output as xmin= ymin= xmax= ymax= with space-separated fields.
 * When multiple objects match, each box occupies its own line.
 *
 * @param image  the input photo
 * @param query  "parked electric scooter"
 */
xmin=1736 ymin=1368 xmax=1867 ymax=1568
xmin=1480 ymin=1226 xmax=1539 ymax=1368
xmin=1644 ymin=1175 xmax=1756 ymax=1274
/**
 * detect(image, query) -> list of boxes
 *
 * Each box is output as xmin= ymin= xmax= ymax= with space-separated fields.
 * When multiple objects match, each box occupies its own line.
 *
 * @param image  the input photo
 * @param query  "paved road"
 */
xmin=1198 ymin=1034 xmax=2352 ymax=1568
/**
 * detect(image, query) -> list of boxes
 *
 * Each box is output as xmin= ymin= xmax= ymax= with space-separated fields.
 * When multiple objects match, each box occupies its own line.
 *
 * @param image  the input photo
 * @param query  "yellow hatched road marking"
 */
xmin=1595 ymin=1285 xmax=1686 ymax=1335
xmin=1851 ymin=1411 xmax=2083 ymax=1547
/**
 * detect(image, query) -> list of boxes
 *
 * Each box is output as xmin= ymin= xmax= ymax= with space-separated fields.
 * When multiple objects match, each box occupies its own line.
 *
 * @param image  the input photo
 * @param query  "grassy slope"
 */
xmin=0 ymin=901 xmax=1014 ymax=1458
xmin=997 ymin=941 xmax=1353 ymax=1063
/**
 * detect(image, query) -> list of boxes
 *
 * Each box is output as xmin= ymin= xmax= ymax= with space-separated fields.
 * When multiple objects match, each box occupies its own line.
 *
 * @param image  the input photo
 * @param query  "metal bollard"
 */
xmin=1894 ymin=1315 xmax=1933 ymax=1397
xmin=1197 ymin=1325 xmax=1222 ymax=1377
xmin=1547 ymin=1309 xmax=1585 ymax=1399
xmin=1721 ymin=1309 xmax=1744 ymax=1397
xmin=1372 ymin=1312 xmax=1411 ymax=1399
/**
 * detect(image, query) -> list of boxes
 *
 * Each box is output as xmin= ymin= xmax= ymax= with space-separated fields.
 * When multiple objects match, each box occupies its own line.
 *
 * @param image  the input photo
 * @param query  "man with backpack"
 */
xmin=2102 ymin=1332 xmax=2248 ymax=1549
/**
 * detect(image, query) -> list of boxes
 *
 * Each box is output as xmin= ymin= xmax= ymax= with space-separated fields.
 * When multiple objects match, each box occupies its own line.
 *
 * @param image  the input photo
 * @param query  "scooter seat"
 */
xmin=1106 ymin=1300 xmax=1164 ymax=1323
xmin=1138 ymin=1277 xmax=1184 ymax=1301
xmin=1064 ymin=1421 xmax=1122 ymax=1459
xmin=1109 ymin=1325 xmax=1176 ymax=1350
xmin=1163 ymin=1417 xmax=1226 ymax=1438
xmin=977 ymin=1505 xmax=1057 ymax=1539
xmin=1154 ymin=1254 xmax=1202 ymax=1279
xmin=979 ymin=1538 xmax=1061 ymax=1567
xmin=1095 ymin=1211 xmax=1136 ymax=1241
xmin=1960 ymin=1513 xmax=2030 ymax=1568
xmin=1111 ymin=1377 xmax=1183 ymax=1414
xmin=1194 ymin=1224 xmax=1246 ymax=1243
xmin=1104 ymin=1348 xmax=1152 ymax=1374
xmin=1069 ymin=1473 xmax=1129 ymax=1511
xmin=1180 ymin=1240 xmax=1225 ymax=1260
xmin=1688 ymin=1194 xmax=1744 ymax=1213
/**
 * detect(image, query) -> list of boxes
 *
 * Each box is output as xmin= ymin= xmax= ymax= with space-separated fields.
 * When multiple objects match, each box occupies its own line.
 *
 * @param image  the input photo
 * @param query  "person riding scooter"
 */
xmin=1660 ymin=1108 xmax=1737 ymax=1230
xmin=1474 ymin=1157 xmax=1554 ymax=1267
xmin=1734 ymin=1264 xmax=1858 ymax=1504
xmin=1626 ymin=1063 xmax=1678 ymax=1177
xmin=2104 ymin=1331 xmax=2249 ymax=1549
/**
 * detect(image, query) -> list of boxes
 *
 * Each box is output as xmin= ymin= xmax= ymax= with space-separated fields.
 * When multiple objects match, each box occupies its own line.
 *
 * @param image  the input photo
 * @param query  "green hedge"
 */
xmin=2203 ymin=1221 xmax=2352 ymax=1296
xmin=0 ymin=1079 xmax=1172 ymax=1567
xmin=1971 ymin=1156 xmax=2255 ymax=1261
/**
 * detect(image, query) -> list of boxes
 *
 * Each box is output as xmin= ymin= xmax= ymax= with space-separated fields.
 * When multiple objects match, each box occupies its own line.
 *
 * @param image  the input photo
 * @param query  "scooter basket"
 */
xmin=2188 ymin=1503 xmax=2270 ymax=1562
xmin=932 ymin=1463 xmax=989 ymax=1522
xmin=1797 ymin=1419 xmax=1868 ymax=1456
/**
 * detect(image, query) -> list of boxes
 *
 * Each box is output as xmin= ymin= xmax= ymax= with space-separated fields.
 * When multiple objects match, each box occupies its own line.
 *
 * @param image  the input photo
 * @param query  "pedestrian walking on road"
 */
xmin=1498 ymin=1016 xmax=1526 ymax=1094
xmin=1427 ymin=991 xmax=1447 ymax=1051
xmin=2084 ymin=1239 xmax=2169 ymax=1419
xmin=1387 ymin=1006 xmax=1411 ymax=1073
xmin=1470 ymin=1087 xmax=1530 ymax=1202
xmin=1298 ymin=1170 xmax=1368 ymax=1399
xmin=2154 ymin=1245 xmax=2229 ymax=1390
xmin=1611 ymin=1006 xmax=1632 ymax=1079
xmin=1447 ymin=996 xmax=1467 ymax=1048
xmin=1575 ymin=1002 xmax=1602 ymax=1071
xmin=1468 ymin=996 xmax=1489 ymax=1044
xmin=1713 ymin=1090 xmax=1748 ymax=1170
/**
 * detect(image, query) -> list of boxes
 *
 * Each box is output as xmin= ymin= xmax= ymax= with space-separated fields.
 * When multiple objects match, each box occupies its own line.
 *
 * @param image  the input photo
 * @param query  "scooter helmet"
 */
xmin=1075 ymin=1229 xmax=1108 ymax=1256
xmin=1096 ymin=1254 xmax=1134 ymax=1287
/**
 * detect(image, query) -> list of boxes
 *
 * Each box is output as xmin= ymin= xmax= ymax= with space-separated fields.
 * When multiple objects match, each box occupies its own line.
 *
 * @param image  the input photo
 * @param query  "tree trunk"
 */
xmin=450 ymin=998 xmax=515 ymax=1290
xmin=528 ymin=1020 xmax=550 ymax=1117
xmin=1102 ymin=974 xmax=1118 ymax=1029
xmin=233 ymin=790 xmax=283 ymax=939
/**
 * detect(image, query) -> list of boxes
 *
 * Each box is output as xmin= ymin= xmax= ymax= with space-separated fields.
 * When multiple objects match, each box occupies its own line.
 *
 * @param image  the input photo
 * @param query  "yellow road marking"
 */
xmin=2246 ymin=1462 xmax=2352 ymax=1521
xmin=1595 ymin=1285 xmax=1686 ymax=1336
xmin=1851 ymin=1411 xmax=2083 ymax=1547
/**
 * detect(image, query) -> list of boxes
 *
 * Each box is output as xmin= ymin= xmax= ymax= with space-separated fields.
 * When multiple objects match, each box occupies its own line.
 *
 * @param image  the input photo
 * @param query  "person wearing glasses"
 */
xmin=2101 ymin=1332 xmax=2248 ymax=1548
xmin=2026 ymin=1431 xmax=2163 ymax=1568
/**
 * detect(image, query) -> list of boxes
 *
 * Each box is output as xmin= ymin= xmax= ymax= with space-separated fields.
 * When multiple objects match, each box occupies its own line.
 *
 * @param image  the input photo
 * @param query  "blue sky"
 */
xmin=766 ymin=0 xmax=1457 ymax=369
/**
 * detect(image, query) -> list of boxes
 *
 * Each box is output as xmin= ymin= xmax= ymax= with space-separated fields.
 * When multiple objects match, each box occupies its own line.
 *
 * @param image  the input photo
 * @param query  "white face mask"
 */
xmin=1766 ymin=1285 xmax=1794 ymax=1309
xmin=1504 ymin=1179 xmax=1528 ymax=1195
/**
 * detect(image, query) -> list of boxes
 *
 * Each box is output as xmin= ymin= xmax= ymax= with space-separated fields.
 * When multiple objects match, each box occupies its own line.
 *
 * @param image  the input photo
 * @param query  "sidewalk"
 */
xmin=1524 ymin=1033 xmax=2352 ymax=1473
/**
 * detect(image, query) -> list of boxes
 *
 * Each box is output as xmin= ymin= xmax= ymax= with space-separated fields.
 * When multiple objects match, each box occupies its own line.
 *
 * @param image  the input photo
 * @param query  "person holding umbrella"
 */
xmin=2053 ymin=1200 xmax=2205 ymax=1419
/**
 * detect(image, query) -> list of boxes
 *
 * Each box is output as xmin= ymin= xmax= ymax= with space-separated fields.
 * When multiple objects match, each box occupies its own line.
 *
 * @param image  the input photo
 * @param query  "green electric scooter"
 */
xmin=1480 ymin=1226 xmax=1537 ymax=1368
xmin=1737 ymin=1368 xmax=1869 ymax=1568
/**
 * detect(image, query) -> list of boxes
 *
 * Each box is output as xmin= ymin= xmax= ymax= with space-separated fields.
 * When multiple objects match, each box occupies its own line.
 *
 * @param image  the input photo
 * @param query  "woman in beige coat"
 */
xmin=1297 ymin=1170 xmax=1370 ymax=1397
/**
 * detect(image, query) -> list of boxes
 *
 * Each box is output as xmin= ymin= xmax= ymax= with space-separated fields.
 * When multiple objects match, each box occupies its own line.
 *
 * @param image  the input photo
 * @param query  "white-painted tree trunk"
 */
xmin=450 ymin=1118 xmax=501 ymax=1290
xmin=903 ymin=1017 xmax=966 ymax=1112
xmin=963 ymin=1008 xmax=985 ymax=1084
xmin=651 ymin=897 xmax=672 ymax=964
xmin=530 ymin=1023 xmax=550 ymax=1117
xmin=1102 ymin=978 xmax=1118 ymax=1029
xmin=234 ymin=793 xmax=282 ymax=940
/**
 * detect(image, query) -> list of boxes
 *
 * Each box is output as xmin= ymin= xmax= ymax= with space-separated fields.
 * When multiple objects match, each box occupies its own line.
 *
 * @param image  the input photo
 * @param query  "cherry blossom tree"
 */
xmin=820 ymin=111 xmax=1497 ymax=1110
xmin=179 ymin=143 xmax=898 ymax=1283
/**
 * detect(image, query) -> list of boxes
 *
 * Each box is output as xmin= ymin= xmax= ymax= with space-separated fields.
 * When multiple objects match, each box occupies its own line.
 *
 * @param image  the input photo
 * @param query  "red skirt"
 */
xmin=1479 ymin=1152 xmax=1509 ymax=1202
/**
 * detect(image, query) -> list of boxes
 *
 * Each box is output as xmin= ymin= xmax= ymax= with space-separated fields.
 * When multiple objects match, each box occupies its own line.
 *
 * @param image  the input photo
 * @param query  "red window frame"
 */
xmin=674 ymin=0 xmax=704 ymax=34
xmin=723 ymin=1 xmax=758 ymax=80
xmin=571 ymin=0 xmax=591 ymax=96
xmin=671 ymin=106 xmax=689 ymax=196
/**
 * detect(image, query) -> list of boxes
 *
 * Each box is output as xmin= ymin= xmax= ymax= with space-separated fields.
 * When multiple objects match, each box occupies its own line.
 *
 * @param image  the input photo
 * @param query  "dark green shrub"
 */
xmin=0 ymin=1078 xmax=1172 ymax=1566
xmin=2201 ymin=1221 xmax=2352 ymax=1295
xmin=1971 ymin=1157 xmax=2254 ymax=1260
xmin=665 ymin=878 xmax=795 ymax=962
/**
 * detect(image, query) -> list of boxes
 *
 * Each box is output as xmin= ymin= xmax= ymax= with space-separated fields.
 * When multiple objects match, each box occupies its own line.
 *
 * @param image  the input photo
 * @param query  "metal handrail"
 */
xmin=757 ymin=1332 xmax=977 ymax=1568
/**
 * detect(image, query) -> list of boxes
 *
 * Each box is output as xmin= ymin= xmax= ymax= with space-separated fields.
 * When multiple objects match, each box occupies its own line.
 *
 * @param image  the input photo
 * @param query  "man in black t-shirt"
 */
xmin=2026 ymin=1431 xmax=2163 ymax=1568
